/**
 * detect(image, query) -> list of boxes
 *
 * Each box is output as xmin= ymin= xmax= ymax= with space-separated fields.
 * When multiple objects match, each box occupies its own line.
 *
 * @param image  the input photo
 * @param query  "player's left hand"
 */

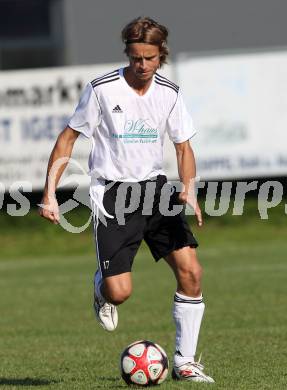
xmin=178 ymin=192 xmax=203 ymax=227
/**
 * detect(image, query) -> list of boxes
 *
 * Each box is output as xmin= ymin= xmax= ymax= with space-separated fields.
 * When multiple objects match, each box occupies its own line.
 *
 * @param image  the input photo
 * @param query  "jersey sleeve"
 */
xmin=68 ymin=83 xmax=101 ymax=138
xmin=166 ymin=91 xmax=196 ymax=143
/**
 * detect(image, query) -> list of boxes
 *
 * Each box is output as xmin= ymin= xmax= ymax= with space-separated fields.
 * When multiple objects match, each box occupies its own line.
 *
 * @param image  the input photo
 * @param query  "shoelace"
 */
xmin=100 ymin=303 xmax=113 ymax=316
xmin=184 ymin=354 xmax=205 ymax=371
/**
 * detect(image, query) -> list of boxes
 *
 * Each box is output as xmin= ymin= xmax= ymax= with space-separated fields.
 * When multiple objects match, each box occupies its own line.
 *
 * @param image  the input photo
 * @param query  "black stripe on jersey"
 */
xmin=174 ymin=294 xmax=203 ymax=304
xmin=91 ymin=70 xmax=119 ymax=86
xmin=155 ymin=73 xmax=179 ymax=90
xmin=155 ymin=77 xmax=179 ymax=91
xmin=155 ymin=75 xmax=179 ymax=91
xmin=155 ymin=79 xmax=179 ymax=94
xmin=92 ymin=69 xmax=119 ymax=83
xmin=92 ymin=76 xmax=120 ymax=88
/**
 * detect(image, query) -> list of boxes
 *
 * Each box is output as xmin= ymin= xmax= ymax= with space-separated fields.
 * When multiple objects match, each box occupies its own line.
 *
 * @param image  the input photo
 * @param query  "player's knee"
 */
xmin=109 ymin=291 xmax=131 ymax=305
xmin=103 ymin=273 xmax=133 ymax=305
xmin=105 ymin=285 xmax=132 ymax=305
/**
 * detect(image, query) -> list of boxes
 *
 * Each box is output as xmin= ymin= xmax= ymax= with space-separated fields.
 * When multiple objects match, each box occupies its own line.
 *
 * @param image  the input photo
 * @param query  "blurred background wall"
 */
xmin=0 ymin=0 xmax=286 ymax=70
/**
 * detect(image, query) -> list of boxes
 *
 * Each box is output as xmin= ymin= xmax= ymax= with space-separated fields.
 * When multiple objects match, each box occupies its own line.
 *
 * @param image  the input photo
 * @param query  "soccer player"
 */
xmin=39 ymin=17 xmax=214 ymax=383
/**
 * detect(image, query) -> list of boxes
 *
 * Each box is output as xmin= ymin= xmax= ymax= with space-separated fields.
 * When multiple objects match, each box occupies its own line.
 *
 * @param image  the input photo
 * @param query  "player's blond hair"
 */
xmin=121 ymin=17 xmax=169 ymax=67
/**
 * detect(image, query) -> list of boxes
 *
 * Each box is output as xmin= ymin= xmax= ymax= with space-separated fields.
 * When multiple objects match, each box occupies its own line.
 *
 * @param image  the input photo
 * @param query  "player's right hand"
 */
xmin=38 ymin=195 xmax=60 ymax=224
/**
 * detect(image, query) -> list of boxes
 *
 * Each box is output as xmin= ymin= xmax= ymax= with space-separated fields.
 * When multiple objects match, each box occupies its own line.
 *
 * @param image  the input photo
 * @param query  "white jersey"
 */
xmin=69 ymin=68 xmax=196 ymax=183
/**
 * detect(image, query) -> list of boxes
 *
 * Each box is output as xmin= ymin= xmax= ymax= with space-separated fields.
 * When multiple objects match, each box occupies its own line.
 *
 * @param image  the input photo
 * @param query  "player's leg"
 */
xmin=101 ymin=271 xmax=132 ymax=305
xmin=165 ymin=246 xmax=202 ymax=296
xmin=165 ymin=247 xmax=214 ymax=383
xmin=165 ymin=246 xmax=204 ymax=364
xmin=144 ymin=176 xmax=214 ymax=381
xmin=92 ymin=181 xmax=145 ymax=332
xmin=93 ymin=236 xmax=140 ymax=331
xmin=94 ymin=269 xmax=132 ymax=332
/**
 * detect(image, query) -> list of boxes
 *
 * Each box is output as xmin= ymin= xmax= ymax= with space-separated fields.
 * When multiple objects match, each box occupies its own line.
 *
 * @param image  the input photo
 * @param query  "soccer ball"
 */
xmin=120 ymin=340 xmax=169 ymax=386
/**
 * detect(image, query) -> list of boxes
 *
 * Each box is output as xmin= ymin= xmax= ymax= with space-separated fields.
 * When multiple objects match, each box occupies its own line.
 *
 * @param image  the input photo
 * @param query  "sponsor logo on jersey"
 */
xmin=112 ymin=105 xmax=123 ymax=113
xmin=112 ymin=119 xmax=158 ymax=144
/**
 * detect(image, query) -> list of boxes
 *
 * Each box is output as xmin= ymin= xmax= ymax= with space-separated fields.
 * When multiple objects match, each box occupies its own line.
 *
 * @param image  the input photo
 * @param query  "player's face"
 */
xmin=127 ymin=43 xmax=161 ymax=82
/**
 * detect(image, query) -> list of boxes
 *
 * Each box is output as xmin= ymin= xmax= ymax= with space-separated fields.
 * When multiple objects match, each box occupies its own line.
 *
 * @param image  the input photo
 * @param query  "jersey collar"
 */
xmin=119 ymin=67 xmax=155 ymax=98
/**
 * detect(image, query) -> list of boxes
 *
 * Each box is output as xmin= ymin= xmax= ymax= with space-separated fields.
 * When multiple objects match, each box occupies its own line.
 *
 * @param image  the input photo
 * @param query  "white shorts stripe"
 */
xmin=91 ymin=198 xmax=102 ymax=277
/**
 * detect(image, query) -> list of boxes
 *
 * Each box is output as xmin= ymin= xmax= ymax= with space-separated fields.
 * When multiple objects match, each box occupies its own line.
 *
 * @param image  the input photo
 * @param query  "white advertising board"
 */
xmin=176 ymin=51 xmax=287 ymax=180
xmin=3 ymin=52 xmax=283 ymax=190
xmin=0 ymin=65 xmax=94 ymax=190
xmin=0 ymin=63 xmax=126 ymax=191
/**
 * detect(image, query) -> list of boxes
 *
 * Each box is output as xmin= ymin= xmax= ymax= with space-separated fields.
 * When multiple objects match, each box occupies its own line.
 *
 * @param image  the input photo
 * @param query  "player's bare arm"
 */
xmin=175 ymin=140 xmax=203 ymax=227
xmin=39 ymin=126 xmax=79 ymax=224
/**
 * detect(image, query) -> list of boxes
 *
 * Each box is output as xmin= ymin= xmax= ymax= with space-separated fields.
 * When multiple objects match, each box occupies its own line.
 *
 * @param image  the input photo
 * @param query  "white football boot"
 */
xmin=172 ymin=357 xmax=215 ymax=383
xmin=93 ymin=270 xmax=118 ymax=332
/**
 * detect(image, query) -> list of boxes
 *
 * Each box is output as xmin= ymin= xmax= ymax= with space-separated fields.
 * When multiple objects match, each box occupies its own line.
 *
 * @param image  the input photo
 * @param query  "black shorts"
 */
xmin=94 ymin=175 xmax=198 ymax=278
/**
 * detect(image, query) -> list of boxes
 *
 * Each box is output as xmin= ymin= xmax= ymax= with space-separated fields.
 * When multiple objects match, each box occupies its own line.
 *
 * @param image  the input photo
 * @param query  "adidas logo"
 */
xmin=112 ymin=105 xmax=123 ymax=113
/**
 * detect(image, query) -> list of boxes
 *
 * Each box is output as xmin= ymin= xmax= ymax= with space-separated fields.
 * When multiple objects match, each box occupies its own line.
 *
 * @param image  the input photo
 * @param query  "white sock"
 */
xmin=173 ymin=292 xmax=205 ymax=367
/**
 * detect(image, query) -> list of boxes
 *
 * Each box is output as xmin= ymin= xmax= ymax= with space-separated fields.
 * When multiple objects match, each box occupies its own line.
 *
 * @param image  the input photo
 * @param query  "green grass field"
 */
xmin=0 ymin=201 xmax=287 ymax=389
